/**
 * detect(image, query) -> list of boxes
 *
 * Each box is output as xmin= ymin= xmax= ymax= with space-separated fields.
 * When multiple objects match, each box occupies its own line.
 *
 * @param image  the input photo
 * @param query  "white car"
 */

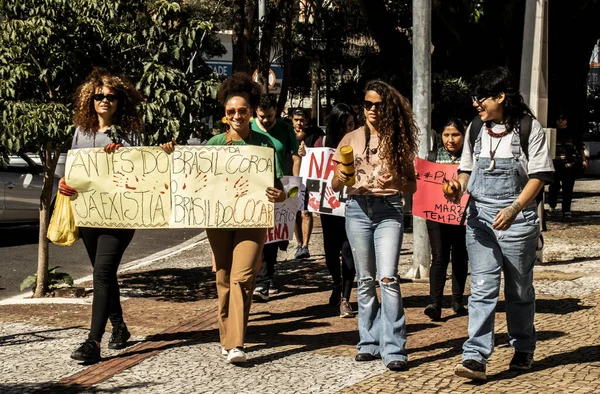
xmin=0 ymin=151 xmax=60 ymax=224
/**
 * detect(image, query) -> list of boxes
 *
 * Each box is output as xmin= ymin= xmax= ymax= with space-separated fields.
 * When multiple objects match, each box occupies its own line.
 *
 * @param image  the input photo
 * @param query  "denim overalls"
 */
xmin=462 ymin=130 xmax=539 ymax=364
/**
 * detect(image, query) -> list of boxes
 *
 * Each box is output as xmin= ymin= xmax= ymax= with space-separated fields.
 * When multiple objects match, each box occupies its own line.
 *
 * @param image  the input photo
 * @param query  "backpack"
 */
xmin=469 ymin=115 xmax=532 ymax=159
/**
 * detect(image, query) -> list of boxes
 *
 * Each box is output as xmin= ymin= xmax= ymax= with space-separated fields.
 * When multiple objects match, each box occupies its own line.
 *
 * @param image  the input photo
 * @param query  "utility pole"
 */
xmin=520 ymin=0 xmax=550 ymax=264
xmin=407 ymin=0 xmax=432 ymax=279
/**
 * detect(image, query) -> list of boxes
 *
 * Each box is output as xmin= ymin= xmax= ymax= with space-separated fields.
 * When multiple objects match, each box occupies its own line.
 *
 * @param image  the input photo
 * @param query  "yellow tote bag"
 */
xmin=47 ymin=193 xmax=79 ymax=246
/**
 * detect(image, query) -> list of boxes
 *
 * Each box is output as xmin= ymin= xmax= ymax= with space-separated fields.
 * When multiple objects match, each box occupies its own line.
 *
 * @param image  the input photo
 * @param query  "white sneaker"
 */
xmin=227 ymin=347 xmax=247 ymax=364
xmin=221 ymin=346 xmax=228 ymax=356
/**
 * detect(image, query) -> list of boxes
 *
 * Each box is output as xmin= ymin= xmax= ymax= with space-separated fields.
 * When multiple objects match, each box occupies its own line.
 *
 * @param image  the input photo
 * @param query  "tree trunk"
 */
xmin=232 ymin=0 xmax=255 ymax=74
xmin=277 ymin=3 xmax=294 ymax=115
xmin=33 ymin=143 xmax=61 ymax=298
xmin=311 ymin=62 xmax=319 ymax=122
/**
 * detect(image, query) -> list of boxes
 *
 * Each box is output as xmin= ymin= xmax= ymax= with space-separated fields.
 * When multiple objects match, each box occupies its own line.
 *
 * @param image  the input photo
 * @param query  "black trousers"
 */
xmin=549 ymin=165 xmax=576 ymax=213
xmin=255 ymin=242 xmax=280 ymax=288
xmin=426 ymin=220 xmax=468 ymax=307
xmin=80 ymin=227 xmax=135 ymax=342
xmin=321 ymin=214 xmax=355 ymax=300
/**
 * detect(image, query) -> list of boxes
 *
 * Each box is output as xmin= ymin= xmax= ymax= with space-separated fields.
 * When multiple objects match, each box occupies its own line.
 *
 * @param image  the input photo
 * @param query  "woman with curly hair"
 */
xmin=59 ymin=68 xmax=174 ymax=363
xmin=332 ymin=80 xmax=418 ymax=372
xmin=205 ymin=72 xmax=286 ymax=364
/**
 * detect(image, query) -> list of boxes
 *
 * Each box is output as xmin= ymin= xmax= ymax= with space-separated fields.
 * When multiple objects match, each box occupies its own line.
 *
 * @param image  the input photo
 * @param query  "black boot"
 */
xmin=424 ymin=304 xmax=442 ymax=321
xmin=452 ymin=300 xmax=468 ymax=316
xmin=108 ymin=323 xmax=131 ymax=350
xmin=71 ymin=339 xmax=101 ymax=363
xmin=328 ymin=284 xmax=342 ymax=307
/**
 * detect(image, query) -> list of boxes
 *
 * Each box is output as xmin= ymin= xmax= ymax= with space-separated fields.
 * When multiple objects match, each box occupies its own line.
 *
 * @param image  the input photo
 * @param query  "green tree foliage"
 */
xmin=0 ymin=0 xmax=223 ymax=296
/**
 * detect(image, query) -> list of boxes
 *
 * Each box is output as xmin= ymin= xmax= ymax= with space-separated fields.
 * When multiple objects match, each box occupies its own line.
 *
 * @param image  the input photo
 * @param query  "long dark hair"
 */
xmin=325 ymin=103 xmax=355 ymax=148
xmin=471 ymin=67 xmax=535 ymax=131
xmin=363 ymin=80 xmax=419 ymax=181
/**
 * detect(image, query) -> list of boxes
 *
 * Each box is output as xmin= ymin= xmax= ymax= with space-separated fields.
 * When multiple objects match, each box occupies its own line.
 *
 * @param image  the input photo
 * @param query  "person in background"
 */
xmin=251 ymin=95 xmax=300 ymax=301
xmin=423 ymin=118 xmax=468 ymax=321
xmin=60 ymin=68 xmax=175 ymax=363
xmin=205 ymin=73 xmax=286 ymax=364
xmin=292 ymin=109 xmax=314 ymax=260
xmin=548 ymin=112 xmax=588 ymax=220
xmin=447 ymin=67 xmax=554 ymax=381
xmin=314 ymin=104 xmax=357 ymax=317
xmin=332 ymin=80 xmax=418 ymax=372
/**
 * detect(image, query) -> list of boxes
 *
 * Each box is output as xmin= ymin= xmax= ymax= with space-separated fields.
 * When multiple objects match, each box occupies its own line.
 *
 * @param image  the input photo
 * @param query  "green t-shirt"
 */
xmin=250 ymin=119 xmax=298 ymax=176
xmin=206 ymin=132 xmax=283 ymax=179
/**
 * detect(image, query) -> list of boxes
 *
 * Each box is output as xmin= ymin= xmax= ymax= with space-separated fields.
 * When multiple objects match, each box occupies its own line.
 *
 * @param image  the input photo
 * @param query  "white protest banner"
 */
xmin=66 ymin=147 xmax=172 ymax=228
xmin=265 ymin=176 xmax=301 ymax=244
xmin=65 ymin=145 xmax=275 ymax=229
xmin=170 ymin=145 xmax=274 ymax=228
xmin=299 ymin=148 xmax=347 ymax=216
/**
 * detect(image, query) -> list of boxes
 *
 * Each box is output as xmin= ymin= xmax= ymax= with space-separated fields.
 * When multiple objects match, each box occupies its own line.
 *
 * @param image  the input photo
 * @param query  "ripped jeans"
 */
xmin=345 ymin=194 xmax=407 ymax=365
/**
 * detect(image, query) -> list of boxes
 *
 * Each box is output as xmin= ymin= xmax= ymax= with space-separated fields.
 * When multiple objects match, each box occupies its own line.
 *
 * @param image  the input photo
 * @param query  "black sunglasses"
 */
xmin=471 ymin=95 xmax=493 ymax=106
xmin=363 ymin=100 xmax=383 ymax=111
xmin=93 ymin=94 xmax=118 ymax=103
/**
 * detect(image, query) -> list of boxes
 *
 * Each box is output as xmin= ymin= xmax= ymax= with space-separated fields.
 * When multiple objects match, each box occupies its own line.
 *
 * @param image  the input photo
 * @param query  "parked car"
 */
xmin=0 ymin=150 xmax=60 ymax=225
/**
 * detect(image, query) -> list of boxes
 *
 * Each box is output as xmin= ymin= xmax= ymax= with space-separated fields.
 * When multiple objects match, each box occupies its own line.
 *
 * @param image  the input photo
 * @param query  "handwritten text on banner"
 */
xmin=265 ymin=176 xmax=301 ymax=244
xmin=65 ymin=146 xmax=274 ymax=229
xmin=412 ymin=157 xmax=469 ymax=225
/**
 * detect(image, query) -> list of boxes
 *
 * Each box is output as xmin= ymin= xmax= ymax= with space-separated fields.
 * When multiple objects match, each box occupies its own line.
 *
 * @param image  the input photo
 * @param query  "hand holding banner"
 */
xmin=412 ymin=157 xmax=469 ymax=225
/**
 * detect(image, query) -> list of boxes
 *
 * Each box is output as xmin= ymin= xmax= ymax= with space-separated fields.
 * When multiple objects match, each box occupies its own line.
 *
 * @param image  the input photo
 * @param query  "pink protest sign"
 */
xmin=412 ymin=157 xmax=469 ymax=225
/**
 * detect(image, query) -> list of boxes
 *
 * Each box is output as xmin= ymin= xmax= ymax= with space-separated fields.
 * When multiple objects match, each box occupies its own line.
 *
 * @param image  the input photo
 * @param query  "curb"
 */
xmin=0 ymin=232 xmax=208 ymax=306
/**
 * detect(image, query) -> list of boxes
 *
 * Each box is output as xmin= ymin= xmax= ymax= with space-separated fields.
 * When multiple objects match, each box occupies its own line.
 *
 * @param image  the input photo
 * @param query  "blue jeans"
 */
xmin=463 ymin=202 xmax=538 ymax=364
xmin=345 ymin=194 xmax=407 ymax=366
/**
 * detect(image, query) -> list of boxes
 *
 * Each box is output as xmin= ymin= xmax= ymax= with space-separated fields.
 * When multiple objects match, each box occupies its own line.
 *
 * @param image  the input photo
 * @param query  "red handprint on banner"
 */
xmin=308 ymin=192 xmax=320 ymax=210
xmin=324 ymin=186 xmax=341 ymax=209
xmin=233 ymin=176 xmax=249 ymax=198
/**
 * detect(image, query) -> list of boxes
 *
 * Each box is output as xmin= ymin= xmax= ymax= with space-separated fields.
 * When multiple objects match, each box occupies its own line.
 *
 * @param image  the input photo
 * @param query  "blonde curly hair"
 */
xmin=73 ymin=68 xmax=144 ymax=134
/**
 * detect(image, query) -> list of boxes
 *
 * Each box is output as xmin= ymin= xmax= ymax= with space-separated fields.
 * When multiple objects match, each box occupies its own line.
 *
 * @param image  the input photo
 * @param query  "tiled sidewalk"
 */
xmin=2 ymin=205 xmax=600 ymax=393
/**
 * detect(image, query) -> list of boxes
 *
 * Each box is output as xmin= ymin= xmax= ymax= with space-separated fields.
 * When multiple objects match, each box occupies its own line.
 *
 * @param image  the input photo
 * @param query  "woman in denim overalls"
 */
xmin=445 ymin=67 xmax=554 ymax=380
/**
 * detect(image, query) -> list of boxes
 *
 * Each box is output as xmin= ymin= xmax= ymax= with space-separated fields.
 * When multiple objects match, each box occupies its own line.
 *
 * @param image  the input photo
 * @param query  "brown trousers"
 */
xmin=207 ymin=228 xmax=266 ymax=350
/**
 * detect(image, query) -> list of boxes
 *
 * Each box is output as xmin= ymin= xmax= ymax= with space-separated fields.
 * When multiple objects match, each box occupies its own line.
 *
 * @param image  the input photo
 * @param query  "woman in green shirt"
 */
xmin=206 ymin=73 xmax=285 ymax=364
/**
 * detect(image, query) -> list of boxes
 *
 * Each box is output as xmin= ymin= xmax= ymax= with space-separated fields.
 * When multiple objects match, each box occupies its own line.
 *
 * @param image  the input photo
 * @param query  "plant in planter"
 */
xmin=20 ymin=266 xmax=74 ymax=294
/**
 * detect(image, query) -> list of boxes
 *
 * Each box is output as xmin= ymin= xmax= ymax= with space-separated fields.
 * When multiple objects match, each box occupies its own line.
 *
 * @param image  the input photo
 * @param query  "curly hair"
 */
xmin=363 ymin=80 xmax=419 ymax=183
xmin=72 ymin=68 xmax=144 ymax=134
xmin=217 ymin=72 xmax=263 ymax=109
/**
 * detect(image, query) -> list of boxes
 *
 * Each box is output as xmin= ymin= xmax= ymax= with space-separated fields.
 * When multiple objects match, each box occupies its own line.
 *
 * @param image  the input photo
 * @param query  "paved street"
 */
xmin=0 ymin=227 xmax=204 ymax=299
xmin=1 ymin=179 xmax=599 ymax=393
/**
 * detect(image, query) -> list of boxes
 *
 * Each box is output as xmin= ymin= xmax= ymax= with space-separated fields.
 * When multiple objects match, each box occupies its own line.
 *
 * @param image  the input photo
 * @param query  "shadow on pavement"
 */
xmin=407 ymin=329 xmax=567 ymax=372
xmin=117 ymin=267 xmax=218 ymax=302
xmin=0 ymin=326 xmax=81 ymax=347
xmin=484 ymin=344 xmax=600 ymax=382
xmin=403 ymin=295 xmax=592 ymax=315
xmin=1 ymin=382 xmax=156 ymax=394
xmin=545 ymin=210 xmax=600 ymax=226
xmin=536 ymin=255 xmax=600 ymax=266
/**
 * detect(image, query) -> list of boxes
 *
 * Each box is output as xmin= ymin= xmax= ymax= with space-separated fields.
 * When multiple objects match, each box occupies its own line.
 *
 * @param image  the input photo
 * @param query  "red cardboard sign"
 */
xmin=412 ymin=157 xmax=469 ymax=225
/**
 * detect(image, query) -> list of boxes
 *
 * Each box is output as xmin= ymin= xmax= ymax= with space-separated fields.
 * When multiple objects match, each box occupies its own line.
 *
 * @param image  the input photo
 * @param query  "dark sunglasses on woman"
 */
xmin=363 ymin=100 xmax=382 ymax=111
xmin=93 ymin=94 xmax=118 ymax=103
